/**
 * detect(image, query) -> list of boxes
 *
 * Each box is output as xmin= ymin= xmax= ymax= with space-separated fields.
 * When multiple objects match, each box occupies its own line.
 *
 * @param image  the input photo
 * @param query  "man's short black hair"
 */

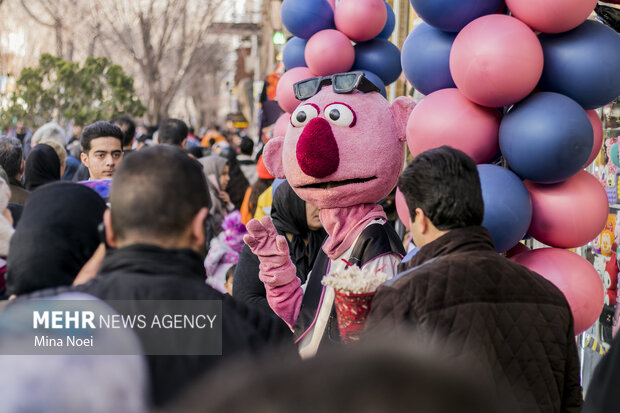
xmin=111 ymin=116 xmax=136 ymax=148
xmin=158 ymin=119 xmax=188 ymax=147
xmin=398 ymin=146 xmax=484 ymax=230
xmin=239 ymin=137 xmax=254 ymax=156
xmin=81 ymin=121 xmax=124 ymax=153
xmin=0 ymin=137 xmax=23 ymax=179
xmin=110 ymin=145 xmax=211 ymax=241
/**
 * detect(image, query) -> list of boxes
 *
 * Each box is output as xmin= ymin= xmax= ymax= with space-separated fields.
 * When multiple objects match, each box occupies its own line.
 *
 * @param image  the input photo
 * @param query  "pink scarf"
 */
xmin=320 ymin=204 xmax=387 ymax=260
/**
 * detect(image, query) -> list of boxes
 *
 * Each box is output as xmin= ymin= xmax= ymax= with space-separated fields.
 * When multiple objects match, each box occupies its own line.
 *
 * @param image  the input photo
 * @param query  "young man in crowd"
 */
xmin=365 ymin=146 xmax=582 ymax=413
xmin=80 ymin=121 xmax=124 ymax=180
xmin=76 ymin=145 xmax=292 ymax=407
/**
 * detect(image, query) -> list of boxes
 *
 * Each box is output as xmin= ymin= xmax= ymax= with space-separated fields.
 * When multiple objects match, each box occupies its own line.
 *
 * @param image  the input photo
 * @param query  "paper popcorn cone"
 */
xmin=333 ymin=290 xmax=375 ymax=344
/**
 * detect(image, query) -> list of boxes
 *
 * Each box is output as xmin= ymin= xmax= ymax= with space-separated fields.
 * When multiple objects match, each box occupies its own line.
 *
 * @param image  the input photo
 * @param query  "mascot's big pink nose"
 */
xmin=296 ymin=117 xmax=340 ymax=178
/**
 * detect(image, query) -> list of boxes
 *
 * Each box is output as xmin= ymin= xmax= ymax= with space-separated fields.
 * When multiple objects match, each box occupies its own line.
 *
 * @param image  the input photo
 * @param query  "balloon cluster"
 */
xmin=276 ymin=0 xmax=402 ymax=114
xmin=397 ymin=0 xmax=620 ymax=334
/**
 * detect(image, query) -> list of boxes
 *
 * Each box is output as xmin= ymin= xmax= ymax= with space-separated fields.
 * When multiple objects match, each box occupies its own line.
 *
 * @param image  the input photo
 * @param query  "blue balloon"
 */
xmin=538 ymin=20 xmax=620 ymax=110
xmin=409 ymin=0 xmax=503 ymax=32
xmin=282 ymin=37 xmax=308 ymax=70
xmin=401 ymin=22 xmax=456 ymax=96
xmin=499 ymin=92 xmax=593 ymax=184
xmin=478 ymin=164 xmax=532 ymax=253
xmin=361 ymin=70 xmax=387 ymax=98
xmin=376 ymin=1 xmax=396 ymax=39
xmin=352 ymin=39 xmax=401 ymax=85
xmin=281 ymin=0 xmax=334 ymax=40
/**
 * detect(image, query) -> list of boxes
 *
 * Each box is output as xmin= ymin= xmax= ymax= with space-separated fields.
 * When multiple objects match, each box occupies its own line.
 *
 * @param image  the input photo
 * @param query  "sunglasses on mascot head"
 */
xmin=293 ymin=71 xmax=381 ymax=101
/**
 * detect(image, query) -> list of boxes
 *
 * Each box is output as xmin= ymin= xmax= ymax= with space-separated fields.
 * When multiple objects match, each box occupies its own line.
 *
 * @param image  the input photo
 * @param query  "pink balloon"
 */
xmin=395 ymin=188 xmax=410 ymax=230
xmin=335 ymin=0 xmax=387 ymax=42
xmin=512 ymin=248 xmax=604 ymax=334
xmin=276 ymin=67 xmax=316 ymax=114
xmin=450 ymin=15 xmax=543 ymax=108
xmin=584 ymin=110 xmax=604 ymax=167
xmin=506 ymin=0 xmax=597 ymax=33
xmin=525 ymin=170 xmax=608 ymax=249
xmin=273 ymin=113 xmax=291 ymax=139
xmin=305 ymin=29 xmax=355 ymax=76
xmin=406 ymin=88 xmax=501 ymax=164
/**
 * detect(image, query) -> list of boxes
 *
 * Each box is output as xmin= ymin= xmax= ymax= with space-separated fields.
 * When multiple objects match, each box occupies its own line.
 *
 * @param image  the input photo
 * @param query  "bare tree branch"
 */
xmin=20 ymin=0 xmax=231 ymax=123
xmin=20 ymin=0 xmax=55 ymax=27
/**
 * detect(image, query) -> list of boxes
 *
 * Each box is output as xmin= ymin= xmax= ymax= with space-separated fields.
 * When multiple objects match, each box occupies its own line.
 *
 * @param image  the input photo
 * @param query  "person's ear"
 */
xmin=103 ymin=209 xmax=118 ymax=248
xmin=190 ymin=207 xmax=209 ymax=245
xmin=80 ymin=152 xmax=89 ymax=167
xmin=413 ymin=208 xmax=429 ymax=234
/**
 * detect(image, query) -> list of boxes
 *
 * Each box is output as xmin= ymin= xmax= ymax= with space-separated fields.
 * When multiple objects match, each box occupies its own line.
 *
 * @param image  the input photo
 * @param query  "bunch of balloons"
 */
xmin=276 ymin=0 xmax=402 ymax=114
xmin=397 ymin=0 xmax=620 ymax=334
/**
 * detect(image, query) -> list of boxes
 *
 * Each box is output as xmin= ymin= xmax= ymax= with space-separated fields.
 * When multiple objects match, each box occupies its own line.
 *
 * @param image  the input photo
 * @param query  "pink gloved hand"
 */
xmin=244 ymin=216 xmax=302 ymax=327
xmin=244 ymin=216 xmax=295 ymax=282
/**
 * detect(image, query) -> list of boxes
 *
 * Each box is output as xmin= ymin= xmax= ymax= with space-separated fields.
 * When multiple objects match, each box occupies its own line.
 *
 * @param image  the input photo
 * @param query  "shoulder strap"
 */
xmin=293 ymin=250 xmax=330 ymax=339
xmin=348 ymin=222 xmax=405 ymax=268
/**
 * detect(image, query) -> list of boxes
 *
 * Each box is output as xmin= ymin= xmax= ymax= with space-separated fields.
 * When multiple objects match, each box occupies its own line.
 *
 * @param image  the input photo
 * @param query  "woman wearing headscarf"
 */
xmin=233 ymin=180 xmax=327 ymax=314
xmin=221 ymin=152 xmax=250 ymax=211
xmin=24 ymin=143 xmax=61 ymax=191
xmin=199 ymin=155 xmax=234 ymax=235
xmin=5 ymin=182 xmax=106 ymax=296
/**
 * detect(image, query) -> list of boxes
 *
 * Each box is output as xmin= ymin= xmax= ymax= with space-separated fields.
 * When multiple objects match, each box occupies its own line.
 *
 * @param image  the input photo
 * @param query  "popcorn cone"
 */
xmin=333 ymin=289 xmax=375 ymax=344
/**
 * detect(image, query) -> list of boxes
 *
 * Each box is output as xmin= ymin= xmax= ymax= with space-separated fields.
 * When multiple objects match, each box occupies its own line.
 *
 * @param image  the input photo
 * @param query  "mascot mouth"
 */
xmin=299 ymin=176 xmax=377 ymax=190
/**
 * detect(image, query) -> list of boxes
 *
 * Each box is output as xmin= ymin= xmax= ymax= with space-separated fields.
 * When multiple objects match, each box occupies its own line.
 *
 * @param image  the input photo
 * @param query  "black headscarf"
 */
xmin=222 ymin=154 xmax=250 ymax=210
xmin=24 ymin=144 xmax=61 ymax=191
xmin=270 ymin=181 xmax=327 ymax=283
xmin=6 ymin=182 xmax=106 ymax=295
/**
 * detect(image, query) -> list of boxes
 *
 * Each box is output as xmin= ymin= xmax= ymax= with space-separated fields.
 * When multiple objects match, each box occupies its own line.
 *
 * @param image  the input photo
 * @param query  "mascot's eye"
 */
xmin=329 ymin=109 xmax=340 ymax=121
xmin=291 ymin=104 xmax=319 ymax=127
xmin=324 ymin=103 xmax=356 ymax=127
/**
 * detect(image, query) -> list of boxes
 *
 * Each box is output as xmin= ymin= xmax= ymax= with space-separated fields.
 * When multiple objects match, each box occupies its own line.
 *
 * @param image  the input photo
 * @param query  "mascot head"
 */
xmin=264 ymin=72 xmax=414 ymax=209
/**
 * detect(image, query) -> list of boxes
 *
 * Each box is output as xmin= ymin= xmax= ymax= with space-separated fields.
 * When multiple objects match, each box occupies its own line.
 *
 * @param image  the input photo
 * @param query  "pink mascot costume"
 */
xmin=244 ymin=72 xmax=414 ymax=357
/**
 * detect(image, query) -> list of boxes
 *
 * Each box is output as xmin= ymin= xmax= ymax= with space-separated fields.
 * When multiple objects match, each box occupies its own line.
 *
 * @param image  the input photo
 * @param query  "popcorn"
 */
xmin=322 ymin=265 xmax=388 ymax=295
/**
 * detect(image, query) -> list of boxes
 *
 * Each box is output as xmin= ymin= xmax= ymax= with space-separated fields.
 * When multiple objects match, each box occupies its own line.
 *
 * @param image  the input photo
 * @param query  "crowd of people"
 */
xmin=0 ymin=110 xmax=616 ymax=413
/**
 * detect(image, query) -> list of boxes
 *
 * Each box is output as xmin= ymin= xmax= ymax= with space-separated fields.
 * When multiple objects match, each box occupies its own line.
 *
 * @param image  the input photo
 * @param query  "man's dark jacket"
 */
xmin=365 ymin=226 xmax=582 ymax=413
xmin=76 ymin=244 xmax=293 ymax=407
